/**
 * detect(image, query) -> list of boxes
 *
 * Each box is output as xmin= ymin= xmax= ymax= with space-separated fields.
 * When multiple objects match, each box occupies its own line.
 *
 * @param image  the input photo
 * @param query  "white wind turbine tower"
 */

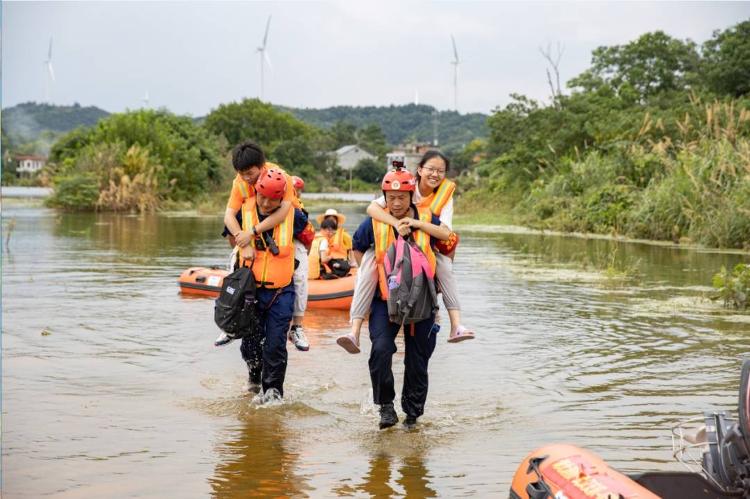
xmin=257 ymin=16 xmax=273 ymax=101
xmin=44 ymin=37 xmax=56 ymax=103
xmin=450 ymin=35 xmax=460 ymax=112
xmin=142 ymin=90 xmax=150 ymax=108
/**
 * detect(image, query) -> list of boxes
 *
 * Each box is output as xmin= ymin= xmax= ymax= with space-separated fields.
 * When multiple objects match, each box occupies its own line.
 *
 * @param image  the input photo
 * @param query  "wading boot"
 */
xmin=403 ymin=415 xmax=418 ymax=430
xmin=379 ymin=403 xmax=398 ymax=430
xmin=247 ymin=363 xmax=262 ymax=394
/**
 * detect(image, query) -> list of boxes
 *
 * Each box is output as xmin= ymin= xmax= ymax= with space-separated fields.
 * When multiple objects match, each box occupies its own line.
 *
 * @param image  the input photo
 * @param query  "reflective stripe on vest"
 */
xmin=240 ymin=198 xmax=295 ymax=288
xmin=418 ymin=179 xmax=455 ymax=217
xmin=329 ymin=228 xmax=350 ymax=260
xmin=372 ymin=207 xmax=437 ymax=299
xmin=307 ymin=235 xmax=326 ymax=280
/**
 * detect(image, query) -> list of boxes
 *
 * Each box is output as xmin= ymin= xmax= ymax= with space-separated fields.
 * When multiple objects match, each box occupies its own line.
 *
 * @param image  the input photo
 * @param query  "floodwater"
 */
xmin=2 ymin=202 xmax=749 ymax=498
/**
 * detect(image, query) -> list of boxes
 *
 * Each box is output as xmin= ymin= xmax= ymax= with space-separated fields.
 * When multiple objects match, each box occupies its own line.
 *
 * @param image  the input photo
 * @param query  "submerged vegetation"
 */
xmin=713 ymin=264 xmax=750 ymax=310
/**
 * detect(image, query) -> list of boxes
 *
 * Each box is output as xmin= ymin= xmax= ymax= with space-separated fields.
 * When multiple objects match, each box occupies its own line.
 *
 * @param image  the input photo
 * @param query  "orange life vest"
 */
xmin=240 ymin=197 xmax=295 ymax=288
xmin=372 ymin=207 xmax=437 ymax=299
xmin=235 ymin=162 xmax=303 ymax=209
xmin=417 ymin=178 xmax=455 ymax=217
xmin=329 ymin=227 xmax=352 ymax=260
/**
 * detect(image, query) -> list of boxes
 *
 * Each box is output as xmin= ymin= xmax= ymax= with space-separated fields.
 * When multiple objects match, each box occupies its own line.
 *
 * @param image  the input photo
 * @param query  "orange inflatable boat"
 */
xmin=178 ymin=267 xmax=357 ymax=310
xmin=510 ymin=444 xmax=660 ymax=499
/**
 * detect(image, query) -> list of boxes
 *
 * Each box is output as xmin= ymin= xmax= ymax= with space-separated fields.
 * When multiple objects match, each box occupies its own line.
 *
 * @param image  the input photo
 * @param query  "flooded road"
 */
xmin=2 ymin=202 xmax=749 ymax=497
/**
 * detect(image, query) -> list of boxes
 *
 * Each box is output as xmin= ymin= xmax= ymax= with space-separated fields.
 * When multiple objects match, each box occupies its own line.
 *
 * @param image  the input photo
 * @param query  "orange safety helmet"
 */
xmin=291 ymin=175 xmax=305 ymax=192
xmin=381 ymin=168 xmax=416 ymax=192
xmin=255 ymin=168 xmax=287 ymax=199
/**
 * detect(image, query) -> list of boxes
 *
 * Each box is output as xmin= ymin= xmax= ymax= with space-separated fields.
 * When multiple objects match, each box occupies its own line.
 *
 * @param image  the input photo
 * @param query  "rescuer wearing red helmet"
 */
xmin=216 ymin=166 xmax=311 ymax=400
xmin=344 ymin=163 xmax=452 ymax=430
xmin=363 ymin=150 xmax=473 ymax=344
xmin=221 ymin=141 xmax=313 ymax=358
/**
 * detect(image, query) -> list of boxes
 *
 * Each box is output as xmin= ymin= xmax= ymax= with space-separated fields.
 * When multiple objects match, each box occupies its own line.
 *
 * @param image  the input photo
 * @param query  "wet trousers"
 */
xmin=368 ymin=299 xmax=437 ymax=418
xmin=292 ymin=240 xmax=308 ymax=318
xmin=240 ymin=283 xmax=295 ymax=395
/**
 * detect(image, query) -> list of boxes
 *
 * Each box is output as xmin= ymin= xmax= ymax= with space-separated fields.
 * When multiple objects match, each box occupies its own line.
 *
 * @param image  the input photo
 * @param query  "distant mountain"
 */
xmin=2 ymin=102 xmax=109 ymax=143
xmin=1 ymin=102 xmax=488 ymax=156
xmin=276 ymin=104 xmax=488 ymax=151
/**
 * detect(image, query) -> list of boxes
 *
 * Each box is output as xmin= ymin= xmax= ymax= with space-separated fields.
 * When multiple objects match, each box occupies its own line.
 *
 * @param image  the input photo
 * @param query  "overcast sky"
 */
xmin=3 ymin=1 xmax=749 ymax=117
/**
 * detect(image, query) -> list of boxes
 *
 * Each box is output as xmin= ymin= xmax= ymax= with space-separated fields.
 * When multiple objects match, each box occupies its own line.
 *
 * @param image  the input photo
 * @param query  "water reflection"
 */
xmin=334 ymin=452 xmax=437 ymax=498
xmin=210 ymin=409 xmax=310 ymax=499
xmin=4 ymin=204 xmax=750 ymax=497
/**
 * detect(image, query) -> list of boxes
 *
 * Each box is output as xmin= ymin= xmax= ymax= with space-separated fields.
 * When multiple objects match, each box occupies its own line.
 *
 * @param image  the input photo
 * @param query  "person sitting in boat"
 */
xmin=308 ymin=217 xmax=352 ymax=279
xmin=217 ymin=168 xmax=310 ymax=398
xmin=337 ymin=151 xmax=473 ymax=354
xmin=316 ymin=208 xmax=353 ymax=259
xmin=221 ymin=141 xmax=313 ymax=353
xmin=346 ymin=166 xmax=451 ymax=429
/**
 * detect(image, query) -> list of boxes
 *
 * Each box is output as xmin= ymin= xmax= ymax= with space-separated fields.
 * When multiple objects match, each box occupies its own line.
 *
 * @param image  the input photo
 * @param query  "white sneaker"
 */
xmin=214 ymin=332 xmax=234 ymax=347
xmin=288 ymin=325 xmax=309 ymax=351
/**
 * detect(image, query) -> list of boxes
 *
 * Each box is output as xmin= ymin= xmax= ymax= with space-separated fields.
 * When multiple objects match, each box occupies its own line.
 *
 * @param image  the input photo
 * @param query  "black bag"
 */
xmin=214 ymin=267 xmax=258 ymax=339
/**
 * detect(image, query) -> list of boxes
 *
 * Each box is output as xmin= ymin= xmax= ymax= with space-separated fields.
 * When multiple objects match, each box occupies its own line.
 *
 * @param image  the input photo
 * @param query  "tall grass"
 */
xmin=495 ymin=99 xmax=750 ymax=249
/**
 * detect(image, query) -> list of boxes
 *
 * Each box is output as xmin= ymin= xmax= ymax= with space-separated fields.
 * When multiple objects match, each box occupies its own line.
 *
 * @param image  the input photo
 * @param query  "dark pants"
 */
xmin=240 ymin=284 xmax=295 ymax=396
xmin=368 ymin=299 xmax=437 ymax=418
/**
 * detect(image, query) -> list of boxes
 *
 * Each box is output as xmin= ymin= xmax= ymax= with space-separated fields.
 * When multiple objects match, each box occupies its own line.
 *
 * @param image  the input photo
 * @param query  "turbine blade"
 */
xmin=47 ymin=62 xmax=56 ymax=82
xmin=262 ymin=16 xmax=272 ymax=49
xmin=451 ymin=35 xmax=459 ymax=63
xmin=48 ymin=37 xmax=53 ymax=60
xmin=264 ymin=50 xmax=273 ymax=71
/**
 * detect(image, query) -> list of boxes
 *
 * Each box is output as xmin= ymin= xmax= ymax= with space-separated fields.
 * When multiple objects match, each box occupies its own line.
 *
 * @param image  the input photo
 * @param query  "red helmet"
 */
xmin=381 ymin=168 xmax=416 ymax=192
xmin=255 ymin=168 xmax=287 ymax=200
xmin=291 ymin=175 xmax=305 ymax=191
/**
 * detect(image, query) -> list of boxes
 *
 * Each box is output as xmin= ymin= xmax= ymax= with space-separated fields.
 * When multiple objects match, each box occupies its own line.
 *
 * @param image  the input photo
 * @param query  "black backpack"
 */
xmin=214 ymin=266 xmax=259 ymax=339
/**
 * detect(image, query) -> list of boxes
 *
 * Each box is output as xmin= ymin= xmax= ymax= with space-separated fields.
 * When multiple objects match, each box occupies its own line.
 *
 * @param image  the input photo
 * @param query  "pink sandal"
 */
xmin=336 ymin=334 xmax=361 ymax=354
xmin=447 ymin=325 xmax=475 ymax=343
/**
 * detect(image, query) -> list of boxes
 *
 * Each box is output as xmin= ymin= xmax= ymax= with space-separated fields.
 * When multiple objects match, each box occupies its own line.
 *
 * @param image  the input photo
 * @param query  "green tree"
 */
xmin=49 ymin=110 xmax=225 ymax=206
xmin=701 ymin=19 xmax=750 ymax=97
xmin=356 ymin=123 xmax=388 ymax=158
xmin=204 ymin=98 xmax=312 ymax=148
xmin=329 ymin=120 xmax=357 ymax=149
xmin=353 ymin=157 xmax=386 ymax=184
xmin=569 ymin=31 xmax=700 ymax=100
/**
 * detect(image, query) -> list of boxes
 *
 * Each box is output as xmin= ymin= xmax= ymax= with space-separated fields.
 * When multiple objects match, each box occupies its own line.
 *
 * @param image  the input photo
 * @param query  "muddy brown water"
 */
xmin=2 ymin=203 xmax=749 ymax=497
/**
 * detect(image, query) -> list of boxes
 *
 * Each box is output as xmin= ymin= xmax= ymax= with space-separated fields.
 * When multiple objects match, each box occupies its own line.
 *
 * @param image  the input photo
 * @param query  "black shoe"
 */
xmin=379 ymin=403 xmax=398 ymax=429
xmin=403 ymin=415 xmax=418 ymax=429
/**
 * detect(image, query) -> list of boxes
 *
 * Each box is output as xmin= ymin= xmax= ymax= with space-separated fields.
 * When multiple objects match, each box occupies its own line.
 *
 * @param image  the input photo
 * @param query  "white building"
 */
xmin=334 ymin=145 xmax=375 ymax=171
xmin=16 ymin=155 xmax=47 ymax=177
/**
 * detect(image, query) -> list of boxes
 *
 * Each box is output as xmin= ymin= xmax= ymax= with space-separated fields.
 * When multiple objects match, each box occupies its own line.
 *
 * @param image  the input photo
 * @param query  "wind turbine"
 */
xmin=450 ymin=35 xmax=460 ymax=112
xmin=257 ymin=16 xmax=273 ymax=101
xmin=142 ymin=90 xmax=150 ymax=108
xmin=44 ymin=37 xmax=55 ymax=103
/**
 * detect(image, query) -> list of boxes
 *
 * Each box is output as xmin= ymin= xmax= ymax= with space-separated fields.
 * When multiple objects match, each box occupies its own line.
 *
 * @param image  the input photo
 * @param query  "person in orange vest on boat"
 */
xmin=219 ymin=168 xmax=311 ymax=398
xmin=337 ymin=150 xmax=473 ymax=354
xmin=222 ymin=141 xmax=313 ymax=352
xmin=348 ymin=166 xmax=451 ymax=429
xmin=308 ymin=215 xmax=355 ymax=279
xmin=307 ymin=209 xmax=354 ymax=279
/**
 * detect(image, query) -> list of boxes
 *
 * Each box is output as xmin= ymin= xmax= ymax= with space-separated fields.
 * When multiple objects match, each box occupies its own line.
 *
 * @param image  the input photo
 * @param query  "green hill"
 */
xmin=276 ymin=103 xmax=488 ymax=151
xmin=1 ymin=101 xmax=487 ymax=156
xmin=3 ymin=102 xmax=110 ymax=143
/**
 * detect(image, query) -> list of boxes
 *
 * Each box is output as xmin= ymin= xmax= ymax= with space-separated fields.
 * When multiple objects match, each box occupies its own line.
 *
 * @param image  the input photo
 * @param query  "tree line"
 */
xmin=461 ymin=19 xmax=750 ymax=249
